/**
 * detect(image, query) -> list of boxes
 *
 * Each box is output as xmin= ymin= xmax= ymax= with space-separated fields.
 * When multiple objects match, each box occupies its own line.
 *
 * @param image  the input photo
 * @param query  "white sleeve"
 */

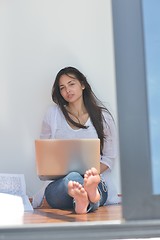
xmin=40 ymin=105 xmax=57 ymax=139
xmin=100 ymin=111 xmax=117 ymax=170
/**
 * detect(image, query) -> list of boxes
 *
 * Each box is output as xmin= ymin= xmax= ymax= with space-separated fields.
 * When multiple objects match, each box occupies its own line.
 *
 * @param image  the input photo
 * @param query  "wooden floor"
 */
xmin=1 ymin=204 xmax=160 ymax=239
xmin=23 ymin=204 xmax=122 ymax=224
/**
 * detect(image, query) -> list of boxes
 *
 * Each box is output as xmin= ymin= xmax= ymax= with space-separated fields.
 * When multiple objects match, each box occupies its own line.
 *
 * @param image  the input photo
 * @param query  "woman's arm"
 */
xmin=100 ymin=162 xmax=109 ymax=173
xmin=40 ymin=121 xmax=52 ymax=139
xmin=100 ymin=111 xmax=117 ymax=171
xmin=40 ymin=105 xmax=58 ymax=139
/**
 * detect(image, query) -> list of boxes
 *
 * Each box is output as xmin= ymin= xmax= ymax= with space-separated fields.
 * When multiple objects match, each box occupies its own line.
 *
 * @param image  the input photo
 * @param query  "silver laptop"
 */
xmin=35 ymin=139 xmax=100 ymax=180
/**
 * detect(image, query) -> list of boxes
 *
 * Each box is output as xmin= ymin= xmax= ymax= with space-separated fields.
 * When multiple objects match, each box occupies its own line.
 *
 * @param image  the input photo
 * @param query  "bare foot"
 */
xmin=68 ymin=181 xmax=89 ymax=214
xmin=84 ymin=167 xmax=101 ymax=203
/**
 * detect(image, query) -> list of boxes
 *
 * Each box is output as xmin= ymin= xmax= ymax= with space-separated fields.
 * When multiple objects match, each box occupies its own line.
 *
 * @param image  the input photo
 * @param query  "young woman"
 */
xmin=33 ymin=66 xmax=118 ymax=213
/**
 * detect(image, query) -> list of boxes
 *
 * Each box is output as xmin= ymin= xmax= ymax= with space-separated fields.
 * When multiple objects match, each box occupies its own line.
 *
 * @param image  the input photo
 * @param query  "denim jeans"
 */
xmin=45 ymin=171 xmax=108 ymax=213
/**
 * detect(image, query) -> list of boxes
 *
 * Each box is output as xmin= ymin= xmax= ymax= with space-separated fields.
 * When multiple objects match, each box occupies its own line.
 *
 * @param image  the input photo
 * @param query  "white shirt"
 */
xmin=40 ymin=104 xmax=117 ymax=170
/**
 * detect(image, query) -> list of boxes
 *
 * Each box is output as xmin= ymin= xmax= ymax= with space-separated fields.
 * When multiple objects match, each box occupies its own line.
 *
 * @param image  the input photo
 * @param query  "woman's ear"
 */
xmin=81 ymin=84 xmax=85 ymax=90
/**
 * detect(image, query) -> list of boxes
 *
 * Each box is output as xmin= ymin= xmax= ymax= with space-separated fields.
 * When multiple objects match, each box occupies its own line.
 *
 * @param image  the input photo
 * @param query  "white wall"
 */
xmin=0 ymin=0 xmax=121 ymax=196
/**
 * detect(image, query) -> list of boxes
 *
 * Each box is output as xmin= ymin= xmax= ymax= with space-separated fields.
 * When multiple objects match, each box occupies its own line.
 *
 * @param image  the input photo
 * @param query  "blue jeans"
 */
xmin=45 ymin=171 xmax=108 ymax=213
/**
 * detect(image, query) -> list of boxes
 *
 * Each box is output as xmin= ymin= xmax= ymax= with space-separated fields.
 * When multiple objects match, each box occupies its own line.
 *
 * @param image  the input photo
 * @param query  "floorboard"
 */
xmin=23 ymin=204 xmax=122 ymax=224
xmin=1 ymin=204 xmax=160 ymax=239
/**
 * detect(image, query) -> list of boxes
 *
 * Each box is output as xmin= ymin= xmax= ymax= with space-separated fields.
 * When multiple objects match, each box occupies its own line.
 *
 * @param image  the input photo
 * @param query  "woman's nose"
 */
xmin=66 ymin=87 xmax=70 ymax=93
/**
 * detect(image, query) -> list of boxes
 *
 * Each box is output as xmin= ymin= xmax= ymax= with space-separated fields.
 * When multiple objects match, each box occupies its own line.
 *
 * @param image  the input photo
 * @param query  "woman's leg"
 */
xmin=83 ymin=168 xmax=101 ymax=203
xmin=85 ymin=180 xmax=108 ymax=213
xmin=83 ymin=168 xmax=108 ymax=212
xmin=98 ymin=179 xmax=108 ymax=206
xmin=68 ymin=181 xmax=89 ymax=214
xmin=45 ymin=168 xmax=108 ymax=213
xmin=45 ymin=171 xmax=84 ymax=209
xmin=68 ymin=167 xmax=106 ymax=214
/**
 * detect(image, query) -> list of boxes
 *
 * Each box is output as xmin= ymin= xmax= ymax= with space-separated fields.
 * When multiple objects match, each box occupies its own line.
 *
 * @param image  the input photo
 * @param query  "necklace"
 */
xmin=65 ymin=106 xmax=89 ymax=126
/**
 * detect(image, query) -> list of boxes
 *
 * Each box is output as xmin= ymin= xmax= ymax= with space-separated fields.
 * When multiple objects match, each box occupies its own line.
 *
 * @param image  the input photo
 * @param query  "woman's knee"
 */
xmin=65 ymin=171 xmax=83 ymax=184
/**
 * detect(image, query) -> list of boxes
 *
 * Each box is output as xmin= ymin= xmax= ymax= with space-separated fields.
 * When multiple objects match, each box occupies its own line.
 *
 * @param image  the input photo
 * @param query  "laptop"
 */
xmin=35 ymin=139 xmax=100 ymax=180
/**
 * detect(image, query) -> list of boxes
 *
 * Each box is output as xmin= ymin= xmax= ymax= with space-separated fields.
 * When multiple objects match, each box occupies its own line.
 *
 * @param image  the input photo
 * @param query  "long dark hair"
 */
xmin=52 ymin=66 xmax=113 ymax=154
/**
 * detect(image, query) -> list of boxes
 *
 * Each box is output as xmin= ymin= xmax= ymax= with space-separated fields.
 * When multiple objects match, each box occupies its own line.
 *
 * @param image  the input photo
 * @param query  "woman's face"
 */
xmin=59 ymin=74 xmax=85 ymax=104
